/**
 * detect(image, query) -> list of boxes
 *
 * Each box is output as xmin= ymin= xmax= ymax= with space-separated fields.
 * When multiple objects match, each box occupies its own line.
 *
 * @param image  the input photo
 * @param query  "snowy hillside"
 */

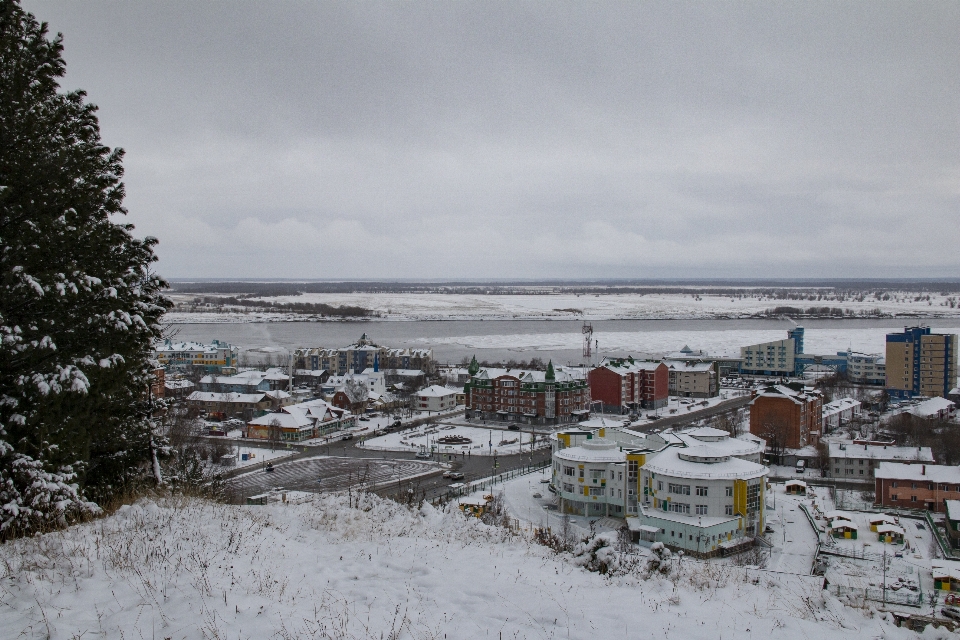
xmin=0 ymin=494 xmax=936 ymax=639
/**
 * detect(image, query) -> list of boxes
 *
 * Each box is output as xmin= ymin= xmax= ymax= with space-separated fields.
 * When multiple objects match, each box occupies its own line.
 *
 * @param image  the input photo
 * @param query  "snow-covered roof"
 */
xmin=474 ymin=366 xmax=585 ymax=384
xmin=187 ymin=391 xmax=267 ymax=403
xmin=164 ymin=379 xmax=195 ymax=389
xmin=869 ymin=515 xmax=897 ymax=525
xmin=946 ymin=500 xmax=960 ymax=521
xmin=295 ymin=369 xmax=327 ymax=377
xmin=822 ymin=398 xmax=861 ymax=418
xmin=418 ymin=385 xmax=458 ymax=398
xmin=555 ymin=438 xmax=626 ymax=464
xmin=785 ymin=480 xmax=807 ymax=488
xmin=823 ymin=510 xmax=853 ymax=521
xmin=750 ymin=385 xmax=821 ymax=406
xmin=875 ymin=463 xmax=960 ymax=483
xmin=830 ymin=521 xmax=858 ymax=531
xmin=668 ymin=427 xmax=764 ymax=458
xmin=828 ymin=442 xmax=934 ymax=462
xmin=907 ymin=397 xmax=956 ymax=418
xmin=641 ymin=447 xmax=767 ymax=481
xmin=876 ymin=524 xmax=905 ymax=535
xmin=664 ymin=360 xmax=715 ymax=372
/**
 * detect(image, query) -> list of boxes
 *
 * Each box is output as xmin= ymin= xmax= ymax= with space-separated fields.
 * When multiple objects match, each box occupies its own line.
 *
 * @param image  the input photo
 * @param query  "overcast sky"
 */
xmin=25 ymin=1 xmax=960 ymax=280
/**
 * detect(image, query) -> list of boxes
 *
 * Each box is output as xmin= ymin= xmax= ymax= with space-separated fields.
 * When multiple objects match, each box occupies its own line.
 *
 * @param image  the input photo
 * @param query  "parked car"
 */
xmin=359 ymin=416 xmax=369 ymax=422
xmin=447 ymin=472 xmax=464 ymax=481
xmin=508 ymin=424 xmax=520 ymax=431
xmin=415 ymin=450 xmax=431 ymax=459
xmin=539 ymin=477 xmax=550 ymax=484
xmin=341 ymin=433 xmax=354 ymax=441
xmin=942 ymin=606 xmax=960 ymax=621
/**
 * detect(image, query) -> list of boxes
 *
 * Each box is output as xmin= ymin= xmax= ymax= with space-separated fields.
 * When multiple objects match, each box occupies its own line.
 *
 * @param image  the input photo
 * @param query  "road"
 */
xmin=221 ymin=397 xmax=744 ymax=503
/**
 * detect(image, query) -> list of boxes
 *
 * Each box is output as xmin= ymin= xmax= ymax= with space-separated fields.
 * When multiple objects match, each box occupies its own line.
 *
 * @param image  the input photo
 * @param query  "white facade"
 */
xmin=824 ymin=442 xmax=934 ymax=480
xmin=844 ymin=351 xmax=885 ymax=385
xmin=417 ymin=385 xmax=458 ymax=412
xmin=822 ymin=397 xmax=861 ymax=429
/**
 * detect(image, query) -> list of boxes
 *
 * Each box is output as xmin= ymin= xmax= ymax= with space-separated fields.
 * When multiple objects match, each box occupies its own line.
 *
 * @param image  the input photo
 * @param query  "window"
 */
xmin=589 ymin=469 xmax=603 ymax=481
xmin=725 ymin=486 xmax=733 ymax=497
xmin=892 ymin=481 xmax=898 ymax=488
xmin=579 ymin=468 xmax=584 ymax=478
xmin=669 ymin=483 xmax=691 ymax=496
xmin=658 ymin=482 xmax=663 ymax=491
xmin=696 ymin=486 xmax=708 ymax=497
xmin=589 ymin=486 xmax=605 ymax=497
xmin=725 ymin=505 xmax=733 ymax=515
xmin=563 ymin=466 xmax=574 ymax=477
xmin=891 ymin=494 xmax=898 ymax=501
xmin=668 ymin=502 xmax=690 ymax=514
xmin=859 ymin=470 xmax=864 ymax=475
xmin=695 ymin=505 xmax=708 ymax=515
xmin=563 ymin=483 xmax=574 ymax=493
xmin=911 ymin=495 xmax=917 ymax=502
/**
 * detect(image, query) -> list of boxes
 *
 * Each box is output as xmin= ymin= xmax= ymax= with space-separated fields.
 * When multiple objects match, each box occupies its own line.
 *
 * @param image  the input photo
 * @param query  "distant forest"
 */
xmin=174 ymin=295 xmax=372 ymax=317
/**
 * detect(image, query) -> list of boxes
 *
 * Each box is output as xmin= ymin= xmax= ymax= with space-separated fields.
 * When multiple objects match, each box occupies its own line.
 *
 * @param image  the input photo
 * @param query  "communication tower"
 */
xmin=582 ymin=322 xmax=593 ymax=362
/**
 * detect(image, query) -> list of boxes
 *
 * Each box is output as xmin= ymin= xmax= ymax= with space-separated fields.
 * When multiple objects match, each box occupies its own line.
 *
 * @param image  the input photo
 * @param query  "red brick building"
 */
xmin=875 ymin=463 xmax=960 ymax=513
xmin=465 ymin=361 xmax=588 ymax=425
xmin=748 ymin=385 xmax=823 ymax=451
xmin=587 ymin=359 xmax=669 ymax=412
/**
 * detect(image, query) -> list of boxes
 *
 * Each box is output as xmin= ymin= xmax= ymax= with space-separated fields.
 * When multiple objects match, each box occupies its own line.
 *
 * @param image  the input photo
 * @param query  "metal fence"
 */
xmin=925 ymin=510 xmax=960 ymax=560
xmin=827 ymin=583 xmax=923 ymax=607
xmin=436 ymin=461 xmax=551 ymax=503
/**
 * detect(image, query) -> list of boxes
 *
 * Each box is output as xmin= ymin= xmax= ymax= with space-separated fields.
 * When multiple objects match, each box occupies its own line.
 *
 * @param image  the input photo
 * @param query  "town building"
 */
xmin=822 ymin=397 xmax=861 ymax=430
xmin=875 ymin=462 xmax=960 ymax=512
xmin=246 ymin=398 xmax=355 ymax=442
xmin=664 ymin=359 xmax=719 ymax=398
xmin=294 ymin=334 xmax=434 ymax=375
xmin=885 ymin=326 xmax=958 ymax=400
xmin=587 ymin=358 xmax=669 ymax=412
xmin=665 ymin=345 xmax=742 ymax=378
xmin=186 ymin=389 xmax=293 ymax=420
xmin=905 ymin=397 xmax=956 ymax=421
xmin=467 ymin=361 xmax=589 ymax=425
xmin=748 ymin=385 xmax=823 ymax=451
xmin=843 ymin=351 xmax=886 ymax=385
xmin=637 ymin=444 xmax=767 ymax=556
xmin=153 ymin=339 xmax=239 ymax=373
xmin=823 ymin=442 xmax=934 ymax=481
xmin=163 ymin=378 xmax=195 ymax=399
xmin=198 ymin=368 xmax=290 ymax=393
xmin=293 ymin=369 xmax=330 ymax=388
xmin=416 ymin=385 xmax=459 ymax=412
xmin=740 ymin=328 xmax=804 ymax=376
xmin=550 ymin=424 xmax=767 ymax=556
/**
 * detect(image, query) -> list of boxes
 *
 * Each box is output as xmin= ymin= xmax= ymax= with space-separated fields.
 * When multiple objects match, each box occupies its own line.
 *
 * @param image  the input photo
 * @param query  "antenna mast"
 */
xmin=582 ymin=322 xmax=593 ymax=366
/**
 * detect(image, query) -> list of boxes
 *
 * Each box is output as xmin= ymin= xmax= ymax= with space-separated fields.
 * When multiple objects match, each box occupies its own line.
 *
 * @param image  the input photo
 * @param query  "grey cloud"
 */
xmin=23 ymin=0 xmax=960 ymax=279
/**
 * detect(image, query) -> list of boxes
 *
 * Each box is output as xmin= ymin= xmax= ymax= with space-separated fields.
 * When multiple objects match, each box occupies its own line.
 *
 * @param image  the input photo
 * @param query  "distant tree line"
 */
xmin=176 ymin=296 xmax=371 ymax=317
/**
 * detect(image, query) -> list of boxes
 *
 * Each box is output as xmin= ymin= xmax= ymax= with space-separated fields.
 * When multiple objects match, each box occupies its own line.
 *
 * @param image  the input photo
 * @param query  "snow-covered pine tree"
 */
xmin=0 ymin=1 xmax=171 ymax=538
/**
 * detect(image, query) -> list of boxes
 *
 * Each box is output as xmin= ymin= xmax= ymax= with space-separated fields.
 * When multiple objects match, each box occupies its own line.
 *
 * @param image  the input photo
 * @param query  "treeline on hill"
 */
xmin=176 ymin=295 xmax=371 ymax=317
xmin=168 ymin=280 xmax=960 ymax=298
xmin=762 ymin=306 xmax=888 ymax=317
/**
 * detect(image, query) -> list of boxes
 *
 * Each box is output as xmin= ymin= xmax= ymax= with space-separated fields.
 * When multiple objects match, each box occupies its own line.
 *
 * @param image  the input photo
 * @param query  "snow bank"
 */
xmin=0 ymin=493 xmax=922 ymax=639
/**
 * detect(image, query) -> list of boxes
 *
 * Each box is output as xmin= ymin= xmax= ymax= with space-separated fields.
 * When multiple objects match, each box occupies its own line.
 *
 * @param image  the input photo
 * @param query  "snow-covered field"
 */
xmin=359 ymin=423 xmax=542 ymax=457
xmin=166 ymin=290 xmax=960 ymax=323
xmin=0 ymin=493 xmax=932 ymax=639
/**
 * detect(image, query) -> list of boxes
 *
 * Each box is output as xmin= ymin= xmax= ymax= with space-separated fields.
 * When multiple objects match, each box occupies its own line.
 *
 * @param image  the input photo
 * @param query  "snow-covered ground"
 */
xmin=359 ymin=423 xmax=545 ymax=457
xmin=0 ymin=493 xmax=931 ymax=639
xmin=231 ymin=447 xmax=294 ymax=468
xmin=165 ymin=290 xmax=960 ymax=323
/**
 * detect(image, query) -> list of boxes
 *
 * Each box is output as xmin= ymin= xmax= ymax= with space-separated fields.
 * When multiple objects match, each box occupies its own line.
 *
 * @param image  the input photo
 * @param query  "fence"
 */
xmin=827 ymin=583 xmax=923 ymax=607
xmin=925 ymin=510 xmax=960 ymax=560
xmin=436 ymin=461 xmax=551 ymax=503
xmin=819 ymin=546 xmax=884 ymax=562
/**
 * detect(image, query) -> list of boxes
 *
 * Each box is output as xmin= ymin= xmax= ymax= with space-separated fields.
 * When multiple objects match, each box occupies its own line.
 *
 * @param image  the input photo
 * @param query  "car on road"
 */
xmin=942 ymin=606 xmax=960 ymax=622
xmin=507 ymin=424 xmax=520 ymax=431
xmin=415 ymin=450 xmax=431 ymax=459
xmin=359 ymin=416 xmax=369 ymax=422
xmin=447 ymin=472 xmax=464 ymax=481
xmin=539 ymin=477 xmax=550 ymax=483
xmin=341 ymin=434 xmax=354 ymax=441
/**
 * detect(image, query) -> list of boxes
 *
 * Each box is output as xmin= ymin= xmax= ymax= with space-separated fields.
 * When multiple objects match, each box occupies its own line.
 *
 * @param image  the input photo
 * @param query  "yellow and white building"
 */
xmin=154 ymin=339 xmax=239 ymax=372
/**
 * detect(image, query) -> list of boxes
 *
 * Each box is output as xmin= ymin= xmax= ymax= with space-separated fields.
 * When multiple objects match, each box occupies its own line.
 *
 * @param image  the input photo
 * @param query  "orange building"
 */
xmin=748 ymin=385 xmax=823 ymax=451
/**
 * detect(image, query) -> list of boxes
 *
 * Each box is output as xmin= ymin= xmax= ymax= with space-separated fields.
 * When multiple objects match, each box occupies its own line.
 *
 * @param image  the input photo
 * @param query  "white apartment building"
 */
xmin=822 ymin=397 xmax=861 ymax=430
xmin=823 ymin=442 xmax=934 ymax=481
xmin=740 ymin=338 xmax=797 ymax=376
xmin=417 ymin=385 xmax=459 ymax=412
xmin=844 ymin=351 xmax=885 ymax=385
xmin=664 ymin=360 xmax=719 ymax=398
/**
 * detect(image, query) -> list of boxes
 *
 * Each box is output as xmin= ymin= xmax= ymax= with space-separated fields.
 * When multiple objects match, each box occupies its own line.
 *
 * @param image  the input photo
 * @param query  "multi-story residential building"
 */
xmin=153 ymin=339 xmax=239 ymax=373
xmin=875 ymin=462 xmax=960 ymax=512
xmin=843 ymin=351 xmax=886 ymax=385
xmin=740 ymin=335 xmax=799 ymax=377
xmin=748 ymin=385 xmax=823 ymax=450
xmin=294 ymin=334 xmax=434 ymax=375
xmin=885 ymin=326 xmax=958 ymax=400
xmin=587 ymin=358 xmax=669 ymax=412
xmin=822 ymin=397 xmax=861 ymax=430
xmin=824 ymin=442 xmax=933 ymax=481
xmin=664 ymin=359 xmax=719 ymax=398
xmin=466 ymin=361 xmax=588 ymax=425
xmin=246 ymin=398 xmax=355 ymax=442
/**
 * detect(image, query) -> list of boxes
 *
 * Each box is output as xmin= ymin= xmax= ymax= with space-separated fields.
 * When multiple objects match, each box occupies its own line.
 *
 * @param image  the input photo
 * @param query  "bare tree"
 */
xmin=268 ymin=417 xmax=283 ymax=452
xmin=759 ymin=418 xmax=792 ymax=463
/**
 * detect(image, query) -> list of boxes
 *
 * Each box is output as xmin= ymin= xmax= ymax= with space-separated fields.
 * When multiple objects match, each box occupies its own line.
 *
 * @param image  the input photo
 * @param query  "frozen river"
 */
xmin=168 ymin=317 xmax=960 ymax=366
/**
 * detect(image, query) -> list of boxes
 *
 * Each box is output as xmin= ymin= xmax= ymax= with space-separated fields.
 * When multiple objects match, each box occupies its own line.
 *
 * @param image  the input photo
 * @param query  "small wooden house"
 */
xmin=876 ymin=524 xmax=905 ymax=544
xmin=785 ymin=480 xmax=807 ymax=495
xmin=830 ymin=520 xmax=858 ymax=539
xmin=459 ymin=494 xmax=494 ymax=517
xmin=869 ymin=515 xmax=897 ymax=532
xmin=933 ymin=565 xmax=960 ymax=592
